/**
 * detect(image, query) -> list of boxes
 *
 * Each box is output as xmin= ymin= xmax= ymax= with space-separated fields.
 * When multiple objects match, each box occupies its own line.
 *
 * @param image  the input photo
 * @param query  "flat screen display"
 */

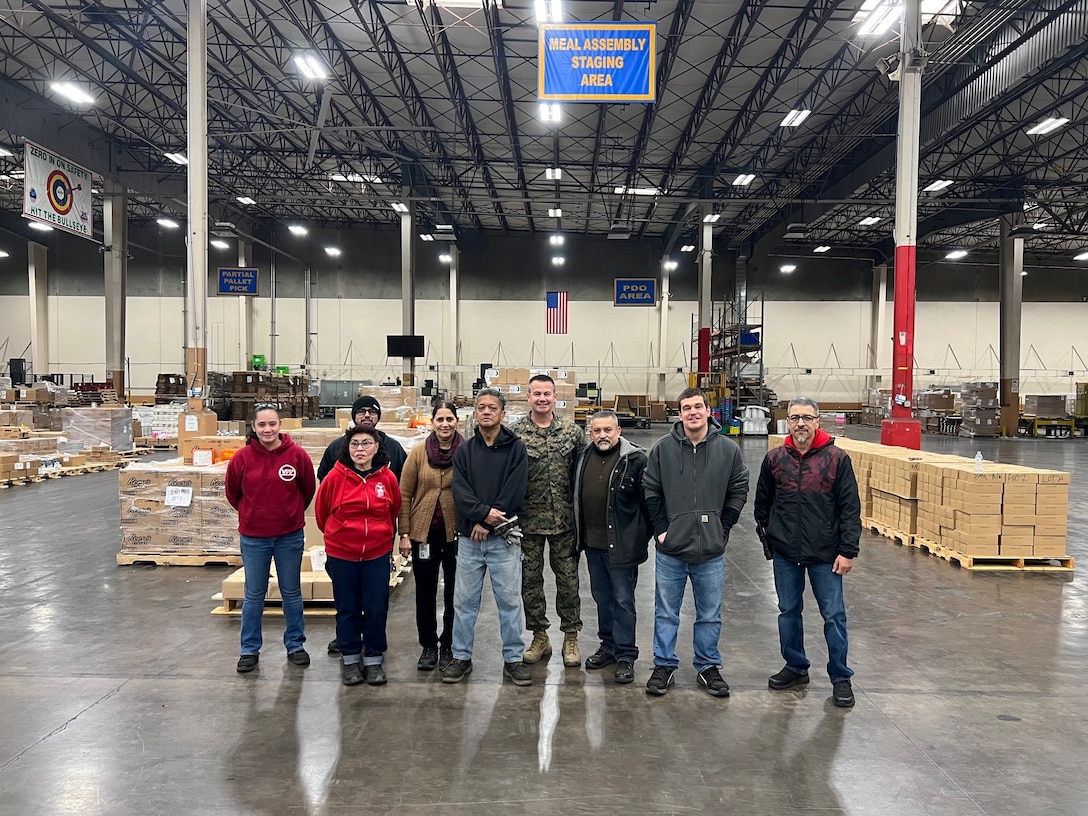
xmin=386 ymin=335 xmax=425 ymax=358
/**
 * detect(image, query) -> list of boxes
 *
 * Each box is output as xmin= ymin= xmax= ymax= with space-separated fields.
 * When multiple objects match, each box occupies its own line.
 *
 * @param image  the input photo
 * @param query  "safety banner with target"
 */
xmin=22 ymin=141 xmax=94 ymax=239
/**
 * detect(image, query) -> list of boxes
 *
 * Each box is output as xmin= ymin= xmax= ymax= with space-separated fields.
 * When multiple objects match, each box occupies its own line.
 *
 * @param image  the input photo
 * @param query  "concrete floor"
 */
xmin=1 ymin=424 xmax=1086 ymax=815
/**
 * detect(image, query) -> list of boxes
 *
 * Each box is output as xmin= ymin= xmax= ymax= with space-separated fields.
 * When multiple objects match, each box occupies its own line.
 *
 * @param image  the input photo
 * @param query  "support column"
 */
xmin=657 ymin=257 xmax=671 ymax=400
xmin=696 ymin=202 xmax=713 ymax=376
xmin=237 ymin=238 xmax=254 ymax=369
xmin=998 ymin=215 xmax=1024 ymax=437
xmin=448 ymin=244 xmax=460 ymax=395
xmin=269 ymin=229 xmax=277 ymax=370
xmin=868 ymin=263 xmax=888 ymax=391
xmin=303 ymin=264 xmax=313 ymax=373
xmin=27 ymin=242 xmax=49 ymax=380
xmin=103 ymin=180 xmax=127 ymax=396
xmin=400 ymin=203 xmax=417 ymax=385
xmin=881 ymin=0 xmax=923 ymax=449
xmin=185 ymin=0 xmax=209 ymax=396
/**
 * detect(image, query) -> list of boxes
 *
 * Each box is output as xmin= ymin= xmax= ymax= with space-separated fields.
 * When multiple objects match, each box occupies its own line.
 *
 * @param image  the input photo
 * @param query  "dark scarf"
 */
xmin=425 ymin=430 xmax=462 ymax=469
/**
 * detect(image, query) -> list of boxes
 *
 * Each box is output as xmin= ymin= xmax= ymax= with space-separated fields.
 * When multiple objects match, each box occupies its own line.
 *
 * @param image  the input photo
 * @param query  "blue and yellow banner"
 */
xmin=539 ymin=23 xmax=656 ymax=102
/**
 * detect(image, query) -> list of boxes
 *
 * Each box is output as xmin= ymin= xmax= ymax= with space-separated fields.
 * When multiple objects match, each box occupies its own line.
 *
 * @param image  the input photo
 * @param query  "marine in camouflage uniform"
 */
xmin=512 ymin=403 xmax=586 ymax=662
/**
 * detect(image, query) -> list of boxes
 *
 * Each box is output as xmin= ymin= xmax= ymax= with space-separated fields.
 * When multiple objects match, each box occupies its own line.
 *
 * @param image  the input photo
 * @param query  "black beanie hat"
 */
xmin=352 ymin=396 xmax=382 ymax=422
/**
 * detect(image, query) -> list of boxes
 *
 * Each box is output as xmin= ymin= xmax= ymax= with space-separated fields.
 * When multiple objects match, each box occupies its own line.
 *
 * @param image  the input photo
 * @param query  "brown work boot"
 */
xmin=562 ymin=632 xmax=580 ymax=667
xmin=523 ymin=631 xmax=552 ymax=664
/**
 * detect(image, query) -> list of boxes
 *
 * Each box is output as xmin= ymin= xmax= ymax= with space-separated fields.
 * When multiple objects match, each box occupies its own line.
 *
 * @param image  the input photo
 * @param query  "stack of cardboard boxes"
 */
xmin=484 ymin=368 xmax=577 ymax=420
xmin=62 ymin=407 xmax=135 ymax=452
xmin=959 ymin=381 xmax=999 ymax=438
xmin=1022 ymin=395 xmax=1067 ymax=418
xmin=0 ymin=453 xmax=41 ymax=481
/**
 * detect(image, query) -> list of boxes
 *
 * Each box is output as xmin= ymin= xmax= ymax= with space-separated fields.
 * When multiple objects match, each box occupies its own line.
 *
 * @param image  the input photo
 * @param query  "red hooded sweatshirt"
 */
xmin=315 ymin=461 xmax=402 ymax=562
xmin=225 ymin=434 xmax=317 ymax=538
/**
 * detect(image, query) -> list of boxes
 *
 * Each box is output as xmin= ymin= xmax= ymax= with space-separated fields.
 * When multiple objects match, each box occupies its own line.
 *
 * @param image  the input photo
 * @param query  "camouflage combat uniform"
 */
xmin=513 ymin=414 xmax=586 ymax=634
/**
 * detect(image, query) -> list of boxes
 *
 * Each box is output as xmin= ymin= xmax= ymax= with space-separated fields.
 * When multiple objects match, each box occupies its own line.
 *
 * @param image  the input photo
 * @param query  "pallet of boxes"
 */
xmin=959 ymin=381 xmax=999 ymax=438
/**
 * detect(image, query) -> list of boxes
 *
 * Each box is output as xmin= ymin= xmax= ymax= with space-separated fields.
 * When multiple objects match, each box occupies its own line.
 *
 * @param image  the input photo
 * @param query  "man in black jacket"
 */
xmin=443 ymin=387 xmax=531 ymax=686
xmin=317 ymin=396 xmax=407 ymax=481
xmin=754 ymin=396 xmax=862 ymax=708
xmin=572 ymin=410 xmax=651 ymax=684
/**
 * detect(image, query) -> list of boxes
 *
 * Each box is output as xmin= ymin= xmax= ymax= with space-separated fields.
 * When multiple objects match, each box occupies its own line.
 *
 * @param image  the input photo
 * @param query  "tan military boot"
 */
xmin=562 ymin=632 xmax=580 ymax=667
xmin=523 ymin=631 xmax=552 ymax=664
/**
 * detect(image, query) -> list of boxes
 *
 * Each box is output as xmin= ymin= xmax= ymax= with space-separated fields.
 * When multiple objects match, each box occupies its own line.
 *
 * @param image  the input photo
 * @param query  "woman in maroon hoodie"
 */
xmin=225 ymin=405 xmax=317 ymax=674
xmin=315 ymin=425 xmax=402 ymax=686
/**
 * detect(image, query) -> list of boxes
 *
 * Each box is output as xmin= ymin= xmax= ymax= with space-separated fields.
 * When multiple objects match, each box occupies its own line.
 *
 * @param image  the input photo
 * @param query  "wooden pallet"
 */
xmin=116 ymin=552 xmax=243 ymax=567
xmin=865 ymin=520 xmax=915 ymax=548
xmin=912 ymin=536 xmax=941 ymax=554
xmin=210 ymin=594 xmax=337 ymax=617
xmin=0 ymin=476 xmax=42 ymax=489
xmin=931 ymin=546 xmax=1075 ymax=572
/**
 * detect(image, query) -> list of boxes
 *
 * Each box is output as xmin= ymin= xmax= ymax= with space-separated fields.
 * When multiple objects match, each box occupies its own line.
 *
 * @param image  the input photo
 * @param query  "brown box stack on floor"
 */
xmin=1022 ymin=395 xmax=1067 ymax=418
xmin=487 ymin=369 xmax=575 ymax=420
xmin=62 ymin=407 xmax=135 ymax=452
xmin=959 ymin=381 xmax=1000 ymax=438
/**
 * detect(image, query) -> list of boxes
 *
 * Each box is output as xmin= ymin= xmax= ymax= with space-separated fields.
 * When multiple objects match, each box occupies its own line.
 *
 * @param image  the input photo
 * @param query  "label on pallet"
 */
xmin=164 ymin=486 xmax=193 ymax=507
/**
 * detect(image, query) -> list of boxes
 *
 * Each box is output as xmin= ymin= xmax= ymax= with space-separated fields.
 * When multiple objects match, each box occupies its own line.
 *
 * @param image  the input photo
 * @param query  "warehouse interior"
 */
xmin=1 ymin=0 xmax=1088 ymax=813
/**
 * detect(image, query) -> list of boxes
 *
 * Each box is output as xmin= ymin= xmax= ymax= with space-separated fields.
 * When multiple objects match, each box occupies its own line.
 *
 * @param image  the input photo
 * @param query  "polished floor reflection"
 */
xmin=1 ymin=426 xmax=1086 ymax=814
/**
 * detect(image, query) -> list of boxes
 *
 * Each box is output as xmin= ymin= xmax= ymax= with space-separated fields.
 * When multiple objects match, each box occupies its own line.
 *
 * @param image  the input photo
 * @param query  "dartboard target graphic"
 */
xmin=47 ymin=170 xmax=76 ymax=215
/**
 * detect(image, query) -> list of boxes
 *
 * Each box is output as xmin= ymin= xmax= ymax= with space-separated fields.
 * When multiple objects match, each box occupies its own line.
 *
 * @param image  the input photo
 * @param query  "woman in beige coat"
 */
xmin=397 ymin=402 xmax=463 ymax=672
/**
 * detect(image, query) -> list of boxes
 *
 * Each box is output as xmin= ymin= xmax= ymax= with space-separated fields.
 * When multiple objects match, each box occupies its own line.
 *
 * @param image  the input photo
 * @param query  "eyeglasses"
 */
xmin=356 ymin=408 xmax=380 ymax=416
xmin=787 ymin=415 xmax=818 ymax=424
xmin=349 ymin=439 xmax=377 ymax=449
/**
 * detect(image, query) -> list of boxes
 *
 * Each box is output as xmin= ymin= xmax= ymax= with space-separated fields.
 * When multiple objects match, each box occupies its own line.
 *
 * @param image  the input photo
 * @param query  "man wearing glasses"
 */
xmin=754 ymin=396 xmax=861 ymax=708
xmin=317 ymin=396 xmax=407 ymax=482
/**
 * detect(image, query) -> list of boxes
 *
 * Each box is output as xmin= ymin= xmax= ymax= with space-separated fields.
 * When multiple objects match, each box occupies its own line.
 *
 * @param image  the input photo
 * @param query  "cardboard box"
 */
xmin=1034 ymin=536 xmax=1067 ymax=556
xmin=1000 ymin=542 xmax=1035 ymax=556
xmin=1022 ymin=395 xmax=1067 ymax=417
xmin=178 ymin=409 xmax=218 ymax=439
xmin=311 ymin=574 xmax=334 ymax=600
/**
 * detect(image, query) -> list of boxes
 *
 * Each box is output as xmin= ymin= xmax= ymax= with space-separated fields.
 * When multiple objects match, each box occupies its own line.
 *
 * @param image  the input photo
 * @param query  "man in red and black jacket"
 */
xmin=754 ymin=396 xmax=861 ymax=708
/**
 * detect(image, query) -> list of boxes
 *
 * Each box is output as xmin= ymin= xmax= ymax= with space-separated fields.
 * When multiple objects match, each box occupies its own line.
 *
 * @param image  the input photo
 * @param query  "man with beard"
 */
xmin=572 ymin=410 xmax=651 ymax=684
xmin=317 ymin=396 xmax=407 ymax=482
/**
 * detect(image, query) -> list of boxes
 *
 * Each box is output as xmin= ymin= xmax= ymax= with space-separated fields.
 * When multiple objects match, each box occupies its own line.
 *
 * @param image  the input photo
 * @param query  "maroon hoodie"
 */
xmin=225 ymin=434 xmax=317 ymax=538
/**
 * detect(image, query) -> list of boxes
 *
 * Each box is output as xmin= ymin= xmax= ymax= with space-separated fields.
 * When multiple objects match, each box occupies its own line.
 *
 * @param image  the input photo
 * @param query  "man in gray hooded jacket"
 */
xmin=643 ymin=387 xmax=749 ymax=697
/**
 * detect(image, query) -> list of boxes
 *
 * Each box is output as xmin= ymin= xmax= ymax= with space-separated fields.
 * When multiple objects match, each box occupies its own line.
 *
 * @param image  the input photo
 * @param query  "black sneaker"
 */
xmin=341 ymin=660 xmax=363 ymax=686
xmin=768 ymin=667 xmax=810 ymax=690
xmin=364 ymin=664 xmax=388 ymax=686
xmin=438 ymin=645 xmax=454 ymax=671
xmin=645 ymin=666 xmax=675 ymax=696
xmin=585 ymin=649 xmax=617 ymax=670
xmin=697 ymin=666 xmax=730 ymax=697
xmin=503 ymin=661 xmax=533 ymax=686
xmin=236 ymin=654 xmax=259 ymax=673
xmin=614 ymin=660 xmax=634 ymax=684
xmin=832 ymin=679 xmax=855 ymax=708
xmin=417 ymin=647 xmax=439 ymax=671
xmin=287 ymin=649 xmax=311 ymax=667
xmin=441 ymin=658 xmax=473 ymax=684
xmin=327 ymin=638 xmax=340 ymax=655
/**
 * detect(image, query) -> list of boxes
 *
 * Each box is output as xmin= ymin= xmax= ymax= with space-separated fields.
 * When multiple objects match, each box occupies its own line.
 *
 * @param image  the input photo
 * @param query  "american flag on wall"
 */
xmin=546 ymin=291 xmax=568 ymax=334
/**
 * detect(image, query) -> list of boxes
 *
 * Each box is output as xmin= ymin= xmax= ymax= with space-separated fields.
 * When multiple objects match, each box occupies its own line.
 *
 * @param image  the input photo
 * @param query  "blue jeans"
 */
xmin=239 ymin=530 xmax=306 ymax=656
xmin=452 ymin=534 xmax=525 ymax=664
xmin=772 ymin=554 xmax=852 ymax=682
xmin=584 ymin=547 xmax=639 ymax=663
xmin=325 ymin=554 xmax=391 ymax=666
xmin=653 ymin=550 xmax=724 ymax=672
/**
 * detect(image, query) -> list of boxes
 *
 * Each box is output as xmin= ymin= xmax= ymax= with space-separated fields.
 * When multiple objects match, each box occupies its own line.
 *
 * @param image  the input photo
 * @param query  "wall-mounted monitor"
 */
xmin=386 ymin=335 xmax=425 ymax=358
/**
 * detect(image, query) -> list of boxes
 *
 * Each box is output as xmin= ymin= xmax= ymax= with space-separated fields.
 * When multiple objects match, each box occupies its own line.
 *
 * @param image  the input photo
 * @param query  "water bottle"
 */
xmin=974 ymin=451 xmax=984 ymax=474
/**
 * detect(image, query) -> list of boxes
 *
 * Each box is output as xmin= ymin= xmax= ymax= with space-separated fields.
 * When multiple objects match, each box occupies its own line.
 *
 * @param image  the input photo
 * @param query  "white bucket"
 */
xmin=309 ymin=547 xmax=327 ymax=573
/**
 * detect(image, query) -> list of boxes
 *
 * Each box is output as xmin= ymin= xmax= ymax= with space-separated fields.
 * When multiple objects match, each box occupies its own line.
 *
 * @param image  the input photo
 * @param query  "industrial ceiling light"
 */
xmin=50 ymin=82 xmax=95 ymax=105
xmin=539 ymin=103 xmax=561 ymax=123
xmin=164 ymin=152 xmax=188 ymax=165
xmin=1074 ymin=251 xmax=1088 ymax=261
xmin=548 ymin=207 xmax=562 ymax=218
xmin=390 ymin=202 xmax=409 ymax=213
xmin=439 ymin=253 xmax=452 ymax=263
xmin=293 ymin=54 xmax=328 ymax=81
xmin=156 ymin=217 xmax=180 ymax=229
xmin=330 ymin=172 xmax=383 ymax=184
xmin=288 ymin=224 xmax=308 ymax=236
xmin=732 ymin=173 xmax=756 ymax=186
xmin=210 ymin=239 xmax=230 ymax=250
xmin=549 ymin=234 xmax=564 ymax=245
xmin=680 ymin=244 xmax=695 ymax=252
xmin=857 ymin=3 xmax=900 ymax=37
xmin=420 ymin=234 xmax=435 ymax=242
xmin=945 ymin=249 xmax=968 ymax=259
xmin=923 ymin=179 xmax=953 ymax=192
xmin=546 ymin=168 xmax=562 ymax=180
xmin=814 ymin=245 xmax=831 ymax=253
xmin=663 ymin=260 xmax=678 ymax=271
xmin=0 ymin=250 xmax=9 ymax=258
xmin=702 ymin=213 xmax=720 ymax=223
xmin=534 ymin=0 xmax=562 ymax=23
xmin=1033 ymin=222 xmax=1049 ymax=230
xmin=551 ymin=256 xmax=565 ymax=266
xmin=236 ymin=196 xmax=256 ymax=205
xmin=780 ymin=109 xmax=811 ymax=127
xmin=780 ymin=264 xmax=797 ymax=273
xmin=859 ymin=216 xmax=882 ymax=226
xmin=435 ymin=224 xmax=454 ymax=232
xmin=1021 ymin=270 xmax=1028 ymax=276
xmin=1025 ymin=117 xmax=1069 ymax=136
xmin=614 ymin=185 xmax=661 ymax=196
xmin=324 ymin=246 xmax=342 ymax=257
xmin=28 ymin=221 xmax=53 ymax=232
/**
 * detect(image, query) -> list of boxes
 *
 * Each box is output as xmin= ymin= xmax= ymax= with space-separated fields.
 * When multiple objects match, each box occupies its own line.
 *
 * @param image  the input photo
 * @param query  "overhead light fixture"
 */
xmin=1021 ymin=270 xmax=1028 ymax=276
xmin=391 ymin=201 xmax=409 ymax=213
xmin=551 ymin=256 xmax=565 ymax=266
xmin=1025 ymin=117 xmax=1069 ymax=136
xmin=0 ymin=147 xmax=12 ymax=157
xmin=859 ymin=216 xmax=882 ymax=226
xmin=663 ymin=260 xmax=678 ymax=271
xmin=945 ymin=249 xmax=968 ymax=259
xmin=607 ymin=224 xmax=631 ymax=240
xmin=236 ymin=196 xmax=256 ymax=205
xmin=156 ymin=218 xmax=180 ymax=229
xmin=432 ymin=0 xmax=486 ymax=7
xmin=288 ymin=224 xmax=308 ymax=236
xmin=548 ymin=207 xmax=562 ymax=218
xmin=324 ymin=246 xmax=341 ymax=257
xmin=613 ymin=186 xmax=661 ymax=196
xmin=50 ymin=82 xmax=95 ymax=105
xmin=858 ymin=3 xmax=901 ymax=37
xmin=435 ymin=224 xmax=454 ymax=232
xmin=784 ymin=222 xmax=809 ymax=239
xmin=28 ymin=222 xmax=54 ymax=232
xmin=164 ymin=152 xmax=188 ymax=165
xmin=1033 ymin=222 xmax=1049 ymax=230
xmin=702 ymin=213 xmax=720 ymax=223
xmin=534 ymin=0 xmax=562 ymax=23
xmin=293 ymin=54 xmax=328 ymax=81
xmin=0 ymin=250 xmax=9 ymax=258
xmin=210 ymin=239 xmax=230 ymax=250
xmin=420 ymin=234 xmax=435 ymax=242
xmin=814 ymin=245 xmax=831 ymax=253
xmin=732 ymin=173 xmax=756 ymax=186
xmin=329 ymin=172 xmax=382 ymax=184
xmin=680 ymin=244 xmax=695 ymax=253
xmin=780 ymin=264 xmax=797 ymax=273
xmin=923 ymin=179 xmax=953 ymax=192
xmin=549 ymin=235 xmax=564 ymax=246
xmin=1074 ymin=251 xmax=1088 ymax=261
xmin=439 ymin=253 xmax=452 ymax=264
xmin=780 ymin=109 xmax=811 ymax=127
xmin=546 ymin=168 xmax=562 ymax=180
xmin=539 ymin=103 xmax=561 ymax=123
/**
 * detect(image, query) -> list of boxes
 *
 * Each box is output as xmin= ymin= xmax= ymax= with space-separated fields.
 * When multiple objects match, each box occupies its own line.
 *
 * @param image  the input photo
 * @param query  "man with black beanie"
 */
xmin=317 ymin=396 xmax=408 ymax=482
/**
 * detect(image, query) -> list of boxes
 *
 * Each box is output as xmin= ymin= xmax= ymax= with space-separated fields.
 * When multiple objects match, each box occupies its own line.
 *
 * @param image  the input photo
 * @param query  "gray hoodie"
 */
xmin=643 ymin=420 xmax=750 ymax=564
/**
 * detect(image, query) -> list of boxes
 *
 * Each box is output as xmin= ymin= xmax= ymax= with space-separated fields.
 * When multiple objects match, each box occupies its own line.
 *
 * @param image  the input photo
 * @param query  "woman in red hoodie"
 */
xmin=225 ymin=405 xmax=317 ymax=674
xmin=315 ymin=425 xmax=402 ymax=686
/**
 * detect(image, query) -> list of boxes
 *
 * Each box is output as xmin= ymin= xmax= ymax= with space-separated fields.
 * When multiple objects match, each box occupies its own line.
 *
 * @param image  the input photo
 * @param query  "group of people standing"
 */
xmin=225 ymin=380 xmax=862 ymax=707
